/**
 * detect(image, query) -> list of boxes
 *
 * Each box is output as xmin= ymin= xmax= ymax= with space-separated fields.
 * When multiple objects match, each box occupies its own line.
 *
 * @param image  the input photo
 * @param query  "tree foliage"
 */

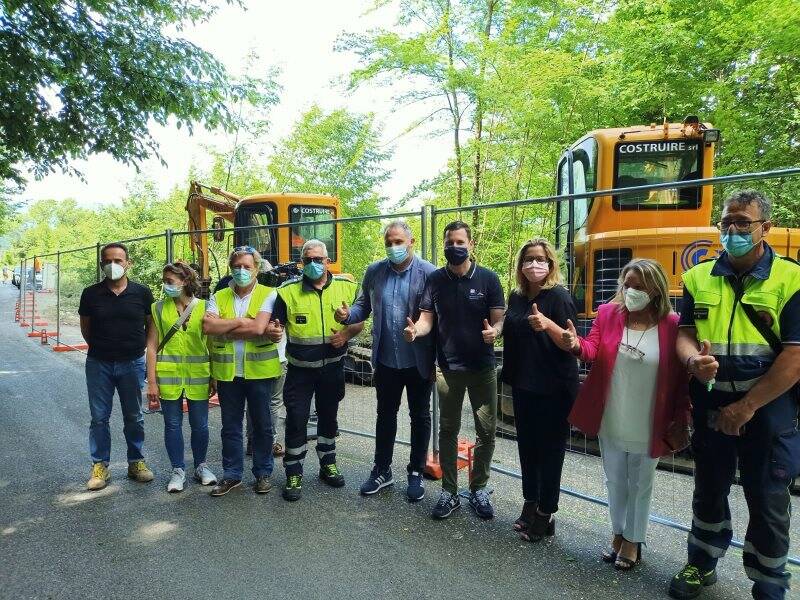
xmin=0 ymin=0 xmax=276 ymax=185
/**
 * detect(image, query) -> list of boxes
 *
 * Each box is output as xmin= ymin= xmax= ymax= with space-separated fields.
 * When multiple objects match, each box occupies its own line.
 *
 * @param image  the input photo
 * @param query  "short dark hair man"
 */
xmin=405 ymin=221 xmax=505 ymax=520
xmin=79 ymin=243 xmax=155 ymax=490
xmin=671 ymin=190 xmax=800 ymax=600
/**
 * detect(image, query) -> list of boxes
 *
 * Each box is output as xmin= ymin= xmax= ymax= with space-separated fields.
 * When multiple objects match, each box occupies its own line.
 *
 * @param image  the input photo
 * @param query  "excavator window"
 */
xmin=613 ymin=140 xmax=701 ymax=210
xmin=289 ymin=205 xmax=337 ymax=262
xmin=234 ymin=203 xmax=277 ymax=266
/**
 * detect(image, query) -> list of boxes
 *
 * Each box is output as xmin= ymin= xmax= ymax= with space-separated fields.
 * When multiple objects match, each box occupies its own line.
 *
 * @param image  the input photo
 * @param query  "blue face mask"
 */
xmin=231 ymin=267 xmax=253 ymax=287
xmin=163 ymin=284 xmax=183 ymax=298
xmin=721 ymin=231 xmax=757 ymax=258
xmin=386 ymin=244 xmax=409 ymax=264
xmin=303 ymin=261 xmax=325 ymax=280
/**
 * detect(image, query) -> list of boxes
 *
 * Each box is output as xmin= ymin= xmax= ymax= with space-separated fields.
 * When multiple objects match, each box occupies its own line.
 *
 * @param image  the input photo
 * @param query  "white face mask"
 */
xmin=103 ymin=262 xmax=125 ymax=281
xmin=624 ymin=287 xmax=651 ymax=312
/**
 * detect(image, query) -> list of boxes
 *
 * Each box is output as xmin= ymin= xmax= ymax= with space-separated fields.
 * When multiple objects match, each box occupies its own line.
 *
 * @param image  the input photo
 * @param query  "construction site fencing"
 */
xmin=16 ymin=166 xmax=800 ymax=565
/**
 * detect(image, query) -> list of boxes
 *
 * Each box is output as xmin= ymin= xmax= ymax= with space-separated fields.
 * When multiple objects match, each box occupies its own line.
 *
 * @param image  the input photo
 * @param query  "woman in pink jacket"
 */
xmin=556 ymin=258 xmax=690 ymax=571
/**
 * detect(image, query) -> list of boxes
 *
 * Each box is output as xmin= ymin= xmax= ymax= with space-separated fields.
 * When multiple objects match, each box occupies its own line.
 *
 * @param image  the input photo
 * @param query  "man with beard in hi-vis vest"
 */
xmin=270 ymin=239 xmax=362 ymax=502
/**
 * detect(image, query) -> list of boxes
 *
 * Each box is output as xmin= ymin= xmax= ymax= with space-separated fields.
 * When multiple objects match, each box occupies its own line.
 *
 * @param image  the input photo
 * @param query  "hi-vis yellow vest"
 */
xmin=209 ymin=283 xmax=281 ymax=381
xmin=682 ymin=255 xmax=800 ymax=393
xmin=278 ymin=275 xmax=359 ymax=368
xmin=151 ymin=298 xmax=210 ymax=401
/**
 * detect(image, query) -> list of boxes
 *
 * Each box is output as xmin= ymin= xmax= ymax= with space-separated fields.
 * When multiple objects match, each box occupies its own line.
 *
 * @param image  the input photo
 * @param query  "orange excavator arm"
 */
xmin=185 ymin=181 xmax=240 ymax=285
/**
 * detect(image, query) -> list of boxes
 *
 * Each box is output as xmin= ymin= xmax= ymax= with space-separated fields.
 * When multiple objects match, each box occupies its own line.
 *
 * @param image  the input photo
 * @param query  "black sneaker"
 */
xmin=468 ymin=488 xmax=494 ymax=519
xmin=360 ymin=466 xmax=394 ymax=495
xmin=668 ymin=564 xmax=718 ymax=599
xmin=254 ymin=475 xmax=272 ymax=494
xmin=209 ymin=479 xmax=242 ymax=497
xmin=406 ymin=471 xmax=425 ymax=502
xmin=432 ymin=491 xmax=461 ymax=519
xmin=282 ymin=474 xmax=302 ymax=501
xmin=320 ymin=463 xmax=345 ymax=488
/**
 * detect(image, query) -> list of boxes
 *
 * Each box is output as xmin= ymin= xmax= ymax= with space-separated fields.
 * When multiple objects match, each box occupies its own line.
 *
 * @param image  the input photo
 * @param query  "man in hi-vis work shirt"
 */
xmin=270 ymin=239 xmax=362 ymax=502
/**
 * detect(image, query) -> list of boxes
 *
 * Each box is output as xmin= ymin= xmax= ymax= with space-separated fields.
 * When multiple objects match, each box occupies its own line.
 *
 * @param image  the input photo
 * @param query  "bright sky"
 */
xmin=20 ymin=1 xmax=452 ymax=209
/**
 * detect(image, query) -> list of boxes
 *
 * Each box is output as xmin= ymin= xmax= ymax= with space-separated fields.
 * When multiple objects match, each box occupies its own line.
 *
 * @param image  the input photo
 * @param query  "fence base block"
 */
xmin=53 ymin=343 xmax=88 ymax=352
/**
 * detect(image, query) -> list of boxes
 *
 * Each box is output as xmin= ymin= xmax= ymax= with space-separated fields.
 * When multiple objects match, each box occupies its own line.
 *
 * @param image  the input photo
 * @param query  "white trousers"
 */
xmin=599 ymin=436 xmax=659 ymax=544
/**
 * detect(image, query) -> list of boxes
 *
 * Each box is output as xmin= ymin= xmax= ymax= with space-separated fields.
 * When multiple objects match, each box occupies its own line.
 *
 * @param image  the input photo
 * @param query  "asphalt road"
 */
xmin=0 ymin=283 xmax=794 ymax=599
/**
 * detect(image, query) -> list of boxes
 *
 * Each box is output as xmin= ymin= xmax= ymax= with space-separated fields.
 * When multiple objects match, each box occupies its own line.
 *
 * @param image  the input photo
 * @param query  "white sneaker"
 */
xmin=194 ymin=463 xmax=217 ymax=486
xmin=167 ymin=468 xmax=186 ymax=493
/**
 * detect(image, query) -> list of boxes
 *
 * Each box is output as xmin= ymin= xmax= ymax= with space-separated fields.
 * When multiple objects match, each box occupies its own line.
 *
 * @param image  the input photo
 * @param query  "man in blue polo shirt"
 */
xmin=404 ymin=220 xmax=505 ymax=520
xmin=670 ymin=190 xmax=800 ymax=600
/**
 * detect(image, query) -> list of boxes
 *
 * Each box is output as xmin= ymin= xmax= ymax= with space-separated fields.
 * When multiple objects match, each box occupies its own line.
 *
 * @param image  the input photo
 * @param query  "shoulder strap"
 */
xmin=156 ymin=298 xmax=199 ymax=354
xmin=727 ymin=275 xmax=782 ymax=355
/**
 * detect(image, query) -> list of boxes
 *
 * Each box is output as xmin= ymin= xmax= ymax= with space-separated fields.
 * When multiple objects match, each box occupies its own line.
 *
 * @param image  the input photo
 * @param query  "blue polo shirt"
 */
xmin=419 ymin=262 xmax=505 ymax=372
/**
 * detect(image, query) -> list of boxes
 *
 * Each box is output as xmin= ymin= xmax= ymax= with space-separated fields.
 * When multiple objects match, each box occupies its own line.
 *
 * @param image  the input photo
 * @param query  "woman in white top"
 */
xmin=556 ymin=259 xmax=690 ymax=570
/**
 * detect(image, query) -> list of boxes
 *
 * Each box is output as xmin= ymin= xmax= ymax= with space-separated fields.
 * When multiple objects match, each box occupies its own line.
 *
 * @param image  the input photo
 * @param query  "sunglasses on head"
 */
xmin=302 ymin=256 xmax=326 ymax=265
xmin=233 ymin=245 xmax=256 ymax=255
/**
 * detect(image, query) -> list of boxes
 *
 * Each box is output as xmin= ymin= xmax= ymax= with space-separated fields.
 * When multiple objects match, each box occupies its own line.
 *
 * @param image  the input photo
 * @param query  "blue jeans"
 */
xmin=218 ymin=377 xmax=275 ymax=480
xmin=86 ymin=356 xmax=146 ymax=464
xmin=161 ymin=398 xmax=209 ymax=470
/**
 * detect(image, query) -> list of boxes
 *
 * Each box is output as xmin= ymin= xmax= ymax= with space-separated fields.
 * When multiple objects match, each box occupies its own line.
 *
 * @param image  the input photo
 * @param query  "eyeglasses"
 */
xmin=619 ymin=342 xmax=645 ymax=361
xmin=302 ymin=256 xmax=326 ymax=265
xmin=233 ymin=245 xmax=256 ymax=254
xmin=716 ymin=219 xmax=765 ymax=232
xmin=522 ymin=257 xmax=548 ymax=265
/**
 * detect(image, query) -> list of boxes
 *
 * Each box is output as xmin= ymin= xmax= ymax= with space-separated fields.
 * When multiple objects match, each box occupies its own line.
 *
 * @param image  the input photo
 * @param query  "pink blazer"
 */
xmin=568 ymin=303 xmax=691 ymax=458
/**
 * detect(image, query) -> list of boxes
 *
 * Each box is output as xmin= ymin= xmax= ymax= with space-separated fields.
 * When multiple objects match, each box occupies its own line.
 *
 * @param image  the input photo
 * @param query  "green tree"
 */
xmin=0 ymin=0 xmax=275 ymax=186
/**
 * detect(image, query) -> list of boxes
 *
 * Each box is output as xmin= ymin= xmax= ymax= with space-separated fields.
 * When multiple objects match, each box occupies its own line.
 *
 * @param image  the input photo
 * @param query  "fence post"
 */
xmin=31 ymin=255 xmax=37 ymax=334
xmin=165 ymin=229 xmax=174 ymax=264
xmin=16 ymin=258 xmax=23 ymax=322
xmin=56 ymin=251 xmax=61 ymax=347
xmin=95 ymin=242 xmax=101 ymax=283
xmin=20 ymin=258 xmax=27 ymax=326
xmin=420 ymin=205 xmax=428 ymax=262
xmin=429 ymin=207 xmax=440 ymax=460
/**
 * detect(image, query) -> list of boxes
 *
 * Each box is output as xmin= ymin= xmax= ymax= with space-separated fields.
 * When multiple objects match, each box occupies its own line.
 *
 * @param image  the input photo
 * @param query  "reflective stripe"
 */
xmin=245 ymin=350 xmax=279 ymax=362
xmin=284 ymin=458 xmax=303 ymax=466
xmin=713 ymin=377 xmax=761 ymax=392
xmin=185 ymin=377 xmax=210 ymax=385
xmin=157 ymin=354 xmax=183 ymax=363
xmin=287 ymin=335 xmax=325 ymax=345
xmin=688 ymin=533 xmax=727 ymax=558
xmin=285 ymin=444 xmax=307 ymax=456
xmin=184 ymin=355 xmax=209 ymax=363
xmin=210 ymin=353 xmax=234 ymax=363
xmin=743 ymin=541 xmax=788 ymax=569
xmin=709 ymin=343 xmax=775 ymax=358
xmin=317 ymin=436 xmax=336 ymax=446
xmin=287 ymin=355 xmax=344 ymax=369
xmin=692 ymin=516 xmax=733 ymax=533
xmin=744 ymin=566 xmax=789 ymax=589
xmin=316 ymin=449 xmax=335 ymax=458
xmin=157 ymin=377 xmax=182 ymax=385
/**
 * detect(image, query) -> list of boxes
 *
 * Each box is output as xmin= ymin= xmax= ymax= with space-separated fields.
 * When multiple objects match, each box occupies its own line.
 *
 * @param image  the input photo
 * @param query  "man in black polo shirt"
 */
xmin=404 ymin=221 xmax=505 ymax=520
xmin=78 ymin=242 xmax=155 ymax=491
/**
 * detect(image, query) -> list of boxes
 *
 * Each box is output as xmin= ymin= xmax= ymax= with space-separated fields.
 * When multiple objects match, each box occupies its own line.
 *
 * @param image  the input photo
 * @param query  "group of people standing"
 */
xmin=75 ymin=189 xmax=797 ymax=600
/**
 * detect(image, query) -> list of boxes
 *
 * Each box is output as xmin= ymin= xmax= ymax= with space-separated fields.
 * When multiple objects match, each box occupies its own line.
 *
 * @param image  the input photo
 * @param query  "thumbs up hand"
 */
xmin=403 ymin=317 xmax=417 ymax=343
xmin=482 ymin=318 xmax=498 ymax=345
xmin=687 ymin=339 xmax=719 ymax=383
xmin=266 ymin=318 xmax=284 ymax=342
xmin=329 ymin=327 xmax=348 ymax=349
xmin=527 ymin=302 xmax=551 ymax=332
xmin=556 ymin=319 xmax=580 ymax=353
xmin=334 ymin=301 xmax=350 ymax=323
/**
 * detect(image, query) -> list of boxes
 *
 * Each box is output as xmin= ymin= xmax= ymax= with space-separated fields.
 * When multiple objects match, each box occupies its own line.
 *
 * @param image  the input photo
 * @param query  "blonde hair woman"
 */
xmin=557 ymin=258 xmax=690 ymax=570
xmin=499 ymin=238 xmax=579 ymax=542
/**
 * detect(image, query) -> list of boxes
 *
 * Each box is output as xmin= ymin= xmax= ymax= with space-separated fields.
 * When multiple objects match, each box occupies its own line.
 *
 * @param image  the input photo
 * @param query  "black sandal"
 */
xmin=521 ymin=512 xmax=555 ymax=542
xmin=513 ymin=502 xmax=537 ymax=532
xmin=602 ymin=535 xmax=623 ymax=562
xmin=614 ymin=540 xmax=642 ymax=571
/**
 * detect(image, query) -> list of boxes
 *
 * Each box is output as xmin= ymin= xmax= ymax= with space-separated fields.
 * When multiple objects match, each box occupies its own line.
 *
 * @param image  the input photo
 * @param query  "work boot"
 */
xmin=320 ymin=463 xmax=345 ymax=488
xmin=86 ymin=463 xmax=110 ymax=491
xmin=668 ymin=564 xmax=718 ymax=599
xmin=127 ymin=460 xmax=154 ymax=483
xmin=282 ymin=474 xmax=303 ymax=501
